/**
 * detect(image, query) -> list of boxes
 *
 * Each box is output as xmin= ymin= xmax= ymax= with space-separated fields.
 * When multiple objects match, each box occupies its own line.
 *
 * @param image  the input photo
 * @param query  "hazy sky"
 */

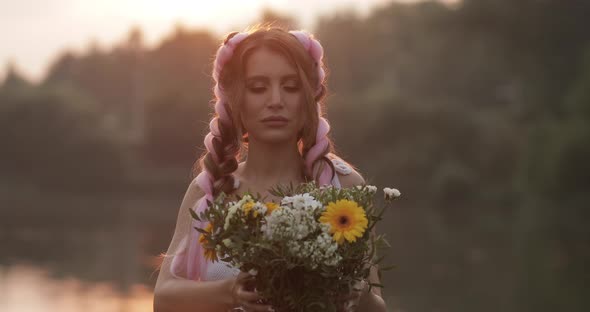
xmin=1 ymin=0 xmax=428 ymax=82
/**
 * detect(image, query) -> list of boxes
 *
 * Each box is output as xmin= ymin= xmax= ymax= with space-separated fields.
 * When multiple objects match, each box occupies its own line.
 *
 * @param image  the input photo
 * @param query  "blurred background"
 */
xmin=1 ymin=0 xmax=589 ymax=311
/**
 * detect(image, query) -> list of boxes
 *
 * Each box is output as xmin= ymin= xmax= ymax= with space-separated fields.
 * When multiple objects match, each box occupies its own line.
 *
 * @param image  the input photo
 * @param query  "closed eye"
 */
xmin=248 ymin=87 xmax=266 ymax=94
xmin=284 ymin=86 xmax=300 ymax=93
xmin=247 ymin=86 xmax=301 ymax=94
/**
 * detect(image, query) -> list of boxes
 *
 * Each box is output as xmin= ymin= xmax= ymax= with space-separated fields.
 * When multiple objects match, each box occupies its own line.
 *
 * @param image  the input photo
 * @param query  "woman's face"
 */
xmin=241 ymin=47 xmax=306 ymax=145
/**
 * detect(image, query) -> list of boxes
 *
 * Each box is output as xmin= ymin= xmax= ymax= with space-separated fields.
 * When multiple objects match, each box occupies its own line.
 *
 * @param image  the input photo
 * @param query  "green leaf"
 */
xmin=188 ymin=208 xmax=200 ymax=221
xmin=194 ymin=227 xmax=208 ymax=234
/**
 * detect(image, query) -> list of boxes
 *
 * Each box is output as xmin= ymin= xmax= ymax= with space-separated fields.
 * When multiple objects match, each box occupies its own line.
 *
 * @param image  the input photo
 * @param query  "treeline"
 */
xmin=1 ymin=0 xmax=589 ymax=311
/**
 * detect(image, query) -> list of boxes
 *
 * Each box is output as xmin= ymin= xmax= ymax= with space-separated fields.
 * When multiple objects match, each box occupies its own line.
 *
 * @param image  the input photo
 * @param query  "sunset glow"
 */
xmin=0 ymin=0 xmax=450 ymax=82
xmin=1 ymin=265 xmax=153 ymax=312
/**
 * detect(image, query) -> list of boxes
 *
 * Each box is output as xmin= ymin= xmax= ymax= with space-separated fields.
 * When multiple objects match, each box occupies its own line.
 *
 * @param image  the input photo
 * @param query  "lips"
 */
xmin=261 ymin=116 xmax=289 ymax=122
xmin=261 ymin=116 xmax=289 ymax=127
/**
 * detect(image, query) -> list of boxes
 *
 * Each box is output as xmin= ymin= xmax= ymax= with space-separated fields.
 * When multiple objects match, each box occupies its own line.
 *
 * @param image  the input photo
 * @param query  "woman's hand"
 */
xmin=336 ymin=279 xmax=367 ymax=312
xmin=229 ymin=272 xmax=274 ymax=312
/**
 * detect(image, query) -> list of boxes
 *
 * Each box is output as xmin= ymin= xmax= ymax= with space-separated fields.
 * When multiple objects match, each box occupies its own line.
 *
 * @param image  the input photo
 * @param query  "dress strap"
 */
xmin=331 ymin=172 xmax=342 ymax=189
xmin=331 ymin=157 xmax=352 ymax=175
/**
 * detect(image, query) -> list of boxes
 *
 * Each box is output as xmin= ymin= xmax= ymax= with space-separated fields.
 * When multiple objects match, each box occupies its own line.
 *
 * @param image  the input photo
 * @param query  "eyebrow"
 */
xmin=245 ymin=74 xmax=299 ymax=83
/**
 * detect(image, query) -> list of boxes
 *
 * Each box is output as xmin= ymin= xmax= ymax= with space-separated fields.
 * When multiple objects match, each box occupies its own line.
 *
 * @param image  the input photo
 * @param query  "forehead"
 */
xmin=245 ymin=47 xmax=298 ymax=82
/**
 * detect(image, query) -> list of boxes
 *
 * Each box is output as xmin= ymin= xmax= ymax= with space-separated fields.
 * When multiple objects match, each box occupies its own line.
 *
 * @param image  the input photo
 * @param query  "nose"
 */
xmin=267 ymin=84 xmax=284 ymax=109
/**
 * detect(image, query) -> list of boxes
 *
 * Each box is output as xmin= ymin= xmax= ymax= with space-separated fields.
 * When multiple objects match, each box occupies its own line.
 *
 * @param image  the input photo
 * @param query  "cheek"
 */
xmin=291 ymin=105 xmax=307 ymax=133
xmin=240 ymin=98 xmax=261 ymax=131
xmin=242 ymin=96 xmax=261 ymax=119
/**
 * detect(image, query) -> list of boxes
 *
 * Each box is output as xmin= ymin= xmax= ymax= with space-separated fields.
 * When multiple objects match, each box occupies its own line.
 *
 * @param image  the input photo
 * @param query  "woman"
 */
xmin=153 ymin=25 xmax=387 ymax=312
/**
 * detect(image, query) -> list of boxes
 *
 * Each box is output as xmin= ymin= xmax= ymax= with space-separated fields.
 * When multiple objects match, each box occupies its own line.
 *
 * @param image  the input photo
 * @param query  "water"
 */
xmin=0 ymin=183 xmax=181 ymax=312
xmin=0 ymin=264 xmax=153 ymax=312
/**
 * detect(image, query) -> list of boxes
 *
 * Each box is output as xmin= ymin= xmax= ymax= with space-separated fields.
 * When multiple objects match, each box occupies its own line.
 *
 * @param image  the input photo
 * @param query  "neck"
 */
xmin=241 ymin=137 xmax=305 ymax=186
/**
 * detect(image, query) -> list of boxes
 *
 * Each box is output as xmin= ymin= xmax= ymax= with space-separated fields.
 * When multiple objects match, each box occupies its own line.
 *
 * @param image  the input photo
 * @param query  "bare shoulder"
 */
xmin=329 ymin=156 xmax=365 ymax=188
xmin=337 ymin=168 xmax=365 ymax=188
xmin=330 ymin=155 xmax=365 ymax=188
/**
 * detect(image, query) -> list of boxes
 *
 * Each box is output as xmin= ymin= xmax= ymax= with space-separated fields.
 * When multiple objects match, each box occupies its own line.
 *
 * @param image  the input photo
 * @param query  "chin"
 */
xmin=249 ymin=130 xmax=298 ymax=145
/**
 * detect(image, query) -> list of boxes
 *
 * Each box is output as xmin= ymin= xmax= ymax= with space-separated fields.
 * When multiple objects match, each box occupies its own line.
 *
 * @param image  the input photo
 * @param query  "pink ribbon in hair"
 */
xmin=289 ymin=30 xmax=325 ymax=95
xmin=213 ymin=32 xmax=250 ymax=81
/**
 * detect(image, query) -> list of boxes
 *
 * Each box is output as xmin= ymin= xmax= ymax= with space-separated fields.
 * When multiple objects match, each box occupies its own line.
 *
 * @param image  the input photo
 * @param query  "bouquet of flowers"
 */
xmin=191 ymin=182 xmax=401 ymax=312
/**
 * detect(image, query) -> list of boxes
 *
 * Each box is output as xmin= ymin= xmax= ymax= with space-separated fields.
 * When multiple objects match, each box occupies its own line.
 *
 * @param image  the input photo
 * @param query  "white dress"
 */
xmin=201 ymin=158 xmax=352 ymax=281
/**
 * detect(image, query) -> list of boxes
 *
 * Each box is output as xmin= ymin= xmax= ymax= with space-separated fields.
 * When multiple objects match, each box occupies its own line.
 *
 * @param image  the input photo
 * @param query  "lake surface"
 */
xmin=1 ymin=264 xmax=153 ymax=312
xmin=0 ymin=184 xmax=181 ymax=312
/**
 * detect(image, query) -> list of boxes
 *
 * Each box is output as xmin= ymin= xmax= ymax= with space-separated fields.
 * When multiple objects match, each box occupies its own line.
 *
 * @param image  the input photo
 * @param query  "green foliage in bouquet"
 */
xmin=190 ymin=181 xmax=400 ymax=311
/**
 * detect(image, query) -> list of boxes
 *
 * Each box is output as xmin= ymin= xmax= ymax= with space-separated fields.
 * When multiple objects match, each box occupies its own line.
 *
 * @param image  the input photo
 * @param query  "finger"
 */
xmin=337 ymin=301 xmax=351 ymax=312
xmin=236 ymin=274 xmax=257 ymax=292
xmin=236 ymin=286 xmax=264 ymax=302
xmin=350 ymin=291 xmax=362 ymax=299
xmin=236 ymin=272 xmax=254 ymax=284
xmin=344 ymin=300 xmax=359 ymax=312
xmin=353 ymin=280 xmax=367 ymax=291
xmin=236 ymin=272 xmax=254 ymax=286
xmin=239 ymin=300 xmax=273 ymax=312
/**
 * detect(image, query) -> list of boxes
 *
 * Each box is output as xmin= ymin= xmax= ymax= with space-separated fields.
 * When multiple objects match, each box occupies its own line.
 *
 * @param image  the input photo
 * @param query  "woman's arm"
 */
xmin=153 ymin=178 xmax=234 ymax=312
xmin=356 ymin=230 xmax=387 ymax=312
xmin=338 ymin=170 xmax=388 ymax=312
xmin=154 ymin=278 xmax=234 ymax=312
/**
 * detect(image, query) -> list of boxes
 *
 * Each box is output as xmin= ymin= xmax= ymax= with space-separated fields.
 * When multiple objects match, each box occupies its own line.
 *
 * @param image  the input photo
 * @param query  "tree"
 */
xmin=516 ymin=46 xmax=590 ymax=312
xmin=0 ymin=83 xmax=126 ymax=191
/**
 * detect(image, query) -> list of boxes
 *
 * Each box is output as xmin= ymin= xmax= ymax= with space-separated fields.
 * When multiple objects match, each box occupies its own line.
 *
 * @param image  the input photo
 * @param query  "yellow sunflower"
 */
xmin=319 ymin=199 xmax=368 ymax=244
xmin=199 ymin=223 xmax=218 ymax=262
xmin=265 ymin=202 xmax=279 ymax=215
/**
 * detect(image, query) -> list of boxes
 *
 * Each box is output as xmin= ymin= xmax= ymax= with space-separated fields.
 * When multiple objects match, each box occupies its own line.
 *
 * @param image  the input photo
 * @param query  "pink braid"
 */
xmin=288 ymin=30 xmax=326 ymax=96
xmin=170 ymin=32 xmax=249 ymax=281
xmin=289 ymin=31 xmax=334 ymax=186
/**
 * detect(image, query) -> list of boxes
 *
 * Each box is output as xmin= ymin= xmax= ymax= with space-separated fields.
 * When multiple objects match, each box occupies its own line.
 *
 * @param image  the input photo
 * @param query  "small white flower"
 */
xmin=281 ymin=195 xmax=295 ymax=206
xmin=224 ymin=195 xmax=253 ymax=230
xmin=222 ymin=238 xmax=233 ymax=247
xmin=292 ymin=195 xmax=307 ymax=209
xmin=383 ymin=187 xmax=401 ymax=200
xmin=366 ymin=185 xmax=377 ymax=194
